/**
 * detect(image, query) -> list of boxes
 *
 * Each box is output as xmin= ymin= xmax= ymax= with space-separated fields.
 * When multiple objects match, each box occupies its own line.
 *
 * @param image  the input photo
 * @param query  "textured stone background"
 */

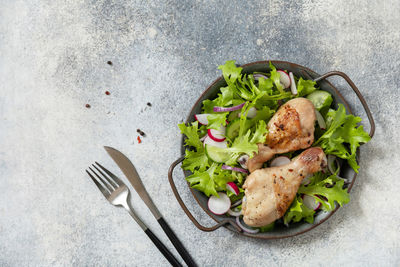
xmin=0 ymin=0 xmax=399 ymax=266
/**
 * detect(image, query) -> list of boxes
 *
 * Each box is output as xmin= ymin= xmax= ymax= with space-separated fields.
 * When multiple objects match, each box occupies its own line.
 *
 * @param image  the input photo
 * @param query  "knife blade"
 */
xmin=104 ymin=146 xmax=197 ymax=267
xmin=104 ymin=146 xmax=162 ymax=220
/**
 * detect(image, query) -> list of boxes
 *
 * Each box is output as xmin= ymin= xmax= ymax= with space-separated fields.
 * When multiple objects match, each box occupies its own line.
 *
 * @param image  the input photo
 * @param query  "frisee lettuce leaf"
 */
xmin=284 ymin=196 xmax=315 ymax=225
xmin=269 ymin=62 xmax=284 ymax=94
xmin=179 ymin=122 xmax=210 ymax=172
xmin=298 ymin=173 xmax=350 ymax=211
xmin=284 ymin=172 xmax=350 ymax=224
xmin=186 ymin=163 xmax=235 ymax=197
xmin=178 ymin=121 xmax=203 ymax=151
xmin=182 ymin=149 xmax=209 ymax=172
xmin=206 ymin=112 xmax=229 ymax=130
xmin=258 ymin=222 xmax=275 ymax=232
xmin=315 ymin=104 xmax=371 ymax=172
xmin=297 ymin=78 xmax=317 ymax=96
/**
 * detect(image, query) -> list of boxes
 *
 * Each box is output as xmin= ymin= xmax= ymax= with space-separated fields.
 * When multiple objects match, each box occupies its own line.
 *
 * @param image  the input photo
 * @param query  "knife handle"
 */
xmin=144 ymin=228 xmax=182 ymax=267
xmin=158 ymin=217 xmax=198 ymax=267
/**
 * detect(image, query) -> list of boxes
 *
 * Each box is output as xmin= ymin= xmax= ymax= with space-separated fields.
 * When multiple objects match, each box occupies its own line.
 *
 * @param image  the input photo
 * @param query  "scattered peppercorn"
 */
xmin=137 ymin=136 xmax=142 ymax=144
xmin=136 ymin=129 xmax=146 ymax=137
xmin=107 ymin=61 xmax=113 ymax=65
xmin=85 ymin=104 xmax=91 ymax=108
xmin=105 ymin=91 xmax=110 ymax=95
xmin=147 ymin=102 xmax=152 ymax=107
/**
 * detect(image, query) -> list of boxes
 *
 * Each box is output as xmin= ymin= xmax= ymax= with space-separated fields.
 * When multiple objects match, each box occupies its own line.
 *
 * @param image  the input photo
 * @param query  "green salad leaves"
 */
xmin=315 ymin=105 xmax=371 ymax=172
xmin=284 ymin=172 xmax=350 ymax=224
xmin=178 ymin=60 xmax=371 ymax=228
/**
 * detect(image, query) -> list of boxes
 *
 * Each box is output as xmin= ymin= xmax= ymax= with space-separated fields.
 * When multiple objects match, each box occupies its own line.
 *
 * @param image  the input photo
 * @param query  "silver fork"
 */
xmin=86 ymin=162 xmax=182 ymax=267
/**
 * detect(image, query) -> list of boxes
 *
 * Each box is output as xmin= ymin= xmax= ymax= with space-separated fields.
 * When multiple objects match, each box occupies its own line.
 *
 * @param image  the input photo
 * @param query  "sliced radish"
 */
xmin=228 ymin=209 xmax=242 ymax=217
xmin=208 ymin=192 xmax=231 ymax=215
xmin=278 ymin=70 xmax=291 ymax=89
xmin=238 ymin=107 xmax=257 ymax=119
xmin=203 ymin=135 xmax=227 ymax=148
xmin=270 ymin=156 xmax=291 ymax=167
xmin=302 ymin=194 xmax=321 ymax=211
xmin=226 ymin=182 xmax=240 ymax=195
xmin=207 ymin=126 xmax=226 ymax=142
xmin=222 ymin=165 xmax=249 ymax=174
xmin=301 ymin=174 xmax=313 ymax=185
xmin=194 ymin=114 xmax=210 ymax=125
xmin=289 ymin=72 xmax=297 ymax=95
xmin=236 ymin=216 xmax=260 ymax=234
xmin=315 ymin=109 xmax=326 ymax=130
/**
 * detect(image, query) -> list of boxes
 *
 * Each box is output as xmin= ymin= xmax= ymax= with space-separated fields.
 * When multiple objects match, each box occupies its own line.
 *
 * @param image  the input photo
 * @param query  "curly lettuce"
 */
xmin=315 ymin=104 xmax=371 ymax=172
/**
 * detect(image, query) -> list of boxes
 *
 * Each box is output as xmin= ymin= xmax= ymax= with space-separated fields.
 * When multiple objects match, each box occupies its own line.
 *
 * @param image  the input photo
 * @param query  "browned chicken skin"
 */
xmin=247 ymin=97 xmax=316 ymax=172
xmin=242 ymin=147 xmax=327 ymax=227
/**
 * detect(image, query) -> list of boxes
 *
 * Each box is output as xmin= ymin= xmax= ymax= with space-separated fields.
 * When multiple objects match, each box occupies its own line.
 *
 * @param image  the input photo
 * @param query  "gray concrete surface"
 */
xmin=0 ymin=0 xmax=399 ymax=266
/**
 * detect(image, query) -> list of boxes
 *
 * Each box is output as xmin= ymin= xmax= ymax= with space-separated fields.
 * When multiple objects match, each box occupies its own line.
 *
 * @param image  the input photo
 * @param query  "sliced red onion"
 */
xmin=253 ymin=74 xmax=268 ymax=80
xmin=228 ymin=209 xmax=242 ymax=217
xmin=213 ymin=103 xmax=245 ymax=112
xmin=236 ymin=216 xmax=260 ymax=234
xmin=237 ymin=154 xmax=249 ymax=169
xmin=315 ymin=109 xmax=326 ymax=130
xmin=289 ymin=72 xmax=297 ymax=95
xmin=231 ymin=199 xmax=242 ymax=208
xmin=222 ymin=165 xmax=249 ymax=174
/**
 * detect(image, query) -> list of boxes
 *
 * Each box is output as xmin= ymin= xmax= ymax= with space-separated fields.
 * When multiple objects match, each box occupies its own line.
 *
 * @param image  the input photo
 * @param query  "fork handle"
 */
xmin=158 ymin=217 xmax=197 ymax=267
xmin=144 ymin=228 xmax=182 ymax=267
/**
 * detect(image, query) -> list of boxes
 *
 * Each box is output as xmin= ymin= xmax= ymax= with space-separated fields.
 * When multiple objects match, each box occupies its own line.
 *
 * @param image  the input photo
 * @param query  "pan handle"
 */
xmin=168 ymin=156 xmax=241 ymax=232
xmin=314 ymin=71 xmax=375 ymax=138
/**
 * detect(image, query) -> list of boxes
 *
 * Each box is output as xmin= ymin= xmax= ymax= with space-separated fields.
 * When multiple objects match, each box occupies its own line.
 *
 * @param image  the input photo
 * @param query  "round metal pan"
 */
xmin=168 ymin=60 xmax=375 ymax=239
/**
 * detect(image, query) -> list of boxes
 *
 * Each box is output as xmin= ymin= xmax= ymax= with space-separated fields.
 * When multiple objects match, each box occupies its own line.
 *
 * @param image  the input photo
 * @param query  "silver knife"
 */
xmin=104 ymin=146 xmax=197 ymax=267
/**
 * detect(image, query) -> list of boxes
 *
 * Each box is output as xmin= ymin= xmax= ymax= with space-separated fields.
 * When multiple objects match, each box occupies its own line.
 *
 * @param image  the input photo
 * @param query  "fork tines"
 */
xmin=86 ymin=162 xmax=124 ymax=197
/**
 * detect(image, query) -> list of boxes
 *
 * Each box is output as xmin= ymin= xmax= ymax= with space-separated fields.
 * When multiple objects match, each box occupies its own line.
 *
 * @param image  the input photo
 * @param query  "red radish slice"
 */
xmin=194 ymin=114 xmax=210 ymax=125
xmin=228 ymin=209 xmax=242 ymax=217
xmin=207 ymin=126 xmax=226 ymax=142
xmin=222 ymin=165 xmax=249 ymax=174
xmin=213 ymin=103 xmax=245 ymax=112
xmin=289 ymin=72 xmax=297 ymax=95
xmin=278 ymin=70 xmax=291 ymax=89
xmin=208 ymin=192 xmax=231 ymax=215
xmin=301 ymin=174 xmax=313 ymax=185
xmin=226 ymin=182 xmax=240 ymax=195
xmin=236 ymin=216 xmax=260 ymax=234
xmin=237 ymin=154 xmax=249 ymax=169
xmin=302 ymin=194 xmax=321 ymax=211
xmin=315 ymin=109 xmax=326 ymax=130
xmin=203 ymin=135 xmax=227 ymax=148
xmin=270 ymin=156 xmax=291 ymax=167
